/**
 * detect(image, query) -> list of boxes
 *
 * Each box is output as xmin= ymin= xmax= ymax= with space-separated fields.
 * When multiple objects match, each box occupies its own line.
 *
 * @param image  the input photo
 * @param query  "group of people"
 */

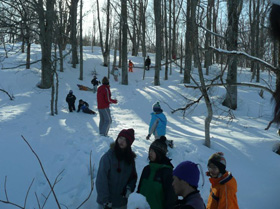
xmin=66 ymin=90 xmax=96 ymax=114
xmin=127 ymin=56 xmax=151 ymax=73
xmin=96 ymin=128 xmax=239 ymax=209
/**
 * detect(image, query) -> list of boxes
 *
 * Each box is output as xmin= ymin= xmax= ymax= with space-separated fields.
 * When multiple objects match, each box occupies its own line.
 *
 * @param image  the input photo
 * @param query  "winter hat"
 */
xmin=208 ymin=152 xmax=226 ymax=174
xmin=173 ymin=161 xmax=200 ymax=188
xmin=150 ymin=139 xmax=167 ymax=155
xmin=69 ymin=90 xmax=73 ymax=94
xmin=153 ymin=102 xmax=162 ymax=113
xmin=102 ymin=76 xmax=109 ymax=85
xmin=117 ymin=129 xmax=135 ymax=146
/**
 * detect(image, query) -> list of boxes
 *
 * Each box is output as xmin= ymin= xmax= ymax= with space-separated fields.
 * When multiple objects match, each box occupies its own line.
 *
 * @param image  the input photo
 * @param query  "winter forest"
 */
xmin=1 ymin=0 xmax=280 ymax=209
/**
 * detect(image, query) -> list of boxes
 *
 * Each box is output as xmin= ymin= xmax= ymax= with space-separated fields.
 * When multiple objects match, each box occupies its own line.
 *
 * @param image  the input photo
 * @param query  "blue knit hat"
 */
xmin=173 ymin=161 xmax=200 ymax=188
xmin=153 ymin=102 xmax=162 ymax=113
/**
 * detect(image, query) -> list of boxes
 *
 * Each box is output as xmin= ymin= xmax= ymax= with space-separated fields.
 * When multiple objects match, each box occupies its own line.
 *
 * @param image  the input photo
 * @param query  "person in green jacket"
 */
xmin=137 ymin=137 xmax=176 ymax=209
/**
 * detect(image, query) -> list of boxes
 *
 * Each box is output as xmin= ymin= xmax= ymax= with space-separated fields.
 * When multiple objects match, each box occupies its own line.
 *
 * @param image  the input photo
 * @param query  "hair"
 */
xmin=149 ymin=147 xmax=166 ymax=164
xmin=114 ymin=138 xmax=136 ymax=165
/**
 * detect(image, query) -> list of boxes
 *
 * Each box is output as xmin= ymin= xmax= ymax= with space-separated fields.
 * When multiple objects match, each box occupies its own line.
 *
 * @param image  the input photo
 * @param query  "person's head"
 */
xmin=172 ymin=161 xmax=200 ymax=197
xmin=269 ymin=2 xmax=280 ymax=41
xmin=94 ymin=75 xmax=96 ymax=79
xmin=153 ymin=102 xmax=163 ymax=113
xmin=69 ymin=90 xmax=73 ymax=94
xmin=147 ymin=56 xmax=149 ymax=58
xmin=207 ymin=152 xmax=226 ymax=178
xmin=114 ymin=129 xmax=136 ymax=165
xmin=102 ymin=76 xmax=109 ymax=85
xmin=79 ymin=99 xmax=83 ymax=104
xmin=149 ymin=139 xmax=167 ymax=163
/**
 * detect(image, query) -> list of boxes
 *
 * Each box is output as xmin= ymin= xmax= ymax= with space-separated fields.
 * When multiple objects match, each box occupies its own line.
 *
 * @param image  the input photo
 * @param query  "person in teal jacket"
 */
xmin=146 ymin=102 xmax=173 ymax=148
xmin=137 ymin=138 xmax=176 ymax=209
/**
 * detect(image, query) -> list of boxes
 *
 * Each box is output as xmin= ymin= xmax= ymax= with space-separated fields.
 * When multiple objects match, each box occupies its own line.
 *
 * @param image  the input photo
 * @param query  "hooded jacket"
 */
xmin=137 ymin=157 xmax=176 ymax=209
xmin=97 ymin=84 xmax=117 ymax=109
xmin=207 ymin=171 xmax=239 ymax=209
xmin=96 ymin=147 xmax=137 ymax=208
xmin=149 ymin=112 xmax=167 ymax=139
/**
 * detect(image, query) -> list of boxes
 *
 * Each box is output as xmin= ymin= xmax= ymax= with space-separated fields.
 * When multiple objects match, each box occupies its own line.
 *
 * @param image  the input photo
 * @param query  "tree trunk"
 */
xmin=154 ymin=0 xmax=162 ymax=86
xmin=79 ymin=0 xmax=83 ymax=80
xmin=223 ymin=0 xmax=243 ymax=110
xmin=164 ymin=0 xmax=168 ymax=80
xmin=121 ymin=0 xmax=128 ymax=85
xmin=184 ymin=0 xmax=192 ymax=84
xmin=70 ymin=0 xmax=79 ymax=68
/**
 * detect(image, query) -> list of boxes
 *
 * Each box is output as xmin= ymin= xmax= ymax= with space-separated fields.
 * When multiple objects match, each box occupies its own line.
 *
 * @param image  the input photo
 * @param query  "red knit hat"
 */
xmin=117 ymin=129 xmax=135 ymax=145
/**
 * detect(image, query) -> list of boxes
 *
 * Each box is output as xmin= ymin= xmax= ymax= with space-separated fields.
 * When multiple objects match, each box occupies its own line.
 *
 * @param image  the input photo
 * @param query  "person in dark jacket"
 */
xmin=66 ymin=90 xmax=76 ymax=112
xmin=173 ymin=161 xmax=205 ymax=209
xmin=96 ymin=129 xmax=137 ymax=209
xmin=97 ymin=77 xmax=118 ymax=136
xmin=145 ymin=56 xmax=151 ymax=70
xmin=77 ymin=99 xmax=96 ymax=114
xmin=137 ymin=138 xmax=176 ymax=209
xmin=91 ymin=75 xmax=100 ymax=93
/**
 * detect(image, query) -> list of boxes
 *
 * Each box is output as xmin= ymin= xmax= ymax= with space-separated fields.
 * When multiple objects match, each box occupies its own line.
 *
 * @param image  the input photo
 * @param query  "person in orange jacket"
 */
xmin=206 ymin=152 xmax=239 ymax=209
xmin=128 ymin=60 xmax=134 ymax=72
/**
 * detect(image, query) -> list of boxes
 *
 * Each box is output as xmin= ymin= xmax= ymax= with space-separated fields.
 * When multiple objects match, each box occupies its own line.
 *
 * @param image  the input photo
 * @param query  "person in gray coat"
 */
xmin=96 ymin=129 xmax=137 ymax=209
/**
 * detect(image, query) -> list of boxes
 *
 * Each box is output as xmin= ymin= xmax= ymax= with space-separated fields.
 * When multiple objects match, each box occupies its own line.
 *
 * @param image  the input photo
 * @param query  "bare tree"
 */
xmin=222 ymin=0 xmax=243 ymax=110
xmin=121 ymin=0 xmax=128 ymax=85
xmin=154 ymin=0 xmax=161 ymax=86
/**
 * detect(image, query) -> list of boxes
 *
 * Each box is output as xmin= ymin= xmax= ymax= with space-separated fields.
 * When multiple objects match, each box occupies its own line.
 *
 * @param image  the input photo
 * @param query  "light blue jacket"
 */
xmin=149 ymin=112 xmax=167 ymax=139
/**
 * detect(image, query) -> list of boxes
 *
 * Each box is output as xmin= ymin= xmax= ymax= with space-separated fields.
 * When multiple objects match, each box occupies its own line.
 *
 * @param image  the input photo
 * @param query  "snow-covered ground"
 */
xmin=0 ymin=44 xmax=280 ymax=209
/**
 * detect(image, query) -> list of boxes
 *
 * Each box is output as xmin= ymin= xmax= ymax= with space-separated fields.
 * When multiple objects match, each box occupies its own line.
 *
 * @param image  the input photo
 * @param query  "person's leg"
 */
xmin=68 ymin=104 xmax=72 ymax=112
xmin=98 ymin=109 xmax=105 ymax=135
xmin=103 ymin=108 xmax=112 ymax=136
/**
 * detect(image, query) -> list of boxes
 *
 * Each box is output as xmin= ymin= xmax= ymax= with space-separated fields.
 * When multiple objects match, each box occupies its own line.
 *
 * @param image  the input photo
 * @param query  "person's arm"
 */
xmin=105 ymin=88 xmax=117 ymax=104
xmin=96 ymin=153 xmax=111 ymax=205
xmin=149 ymin=118 xmax=159 ymax=135
xmin=126 ymin=161 xmax=138 ymax=193
xmin=217 ymin=184 xmax=237 ymax=209
xmin=77 ymin=104 xmax=81 ymax=112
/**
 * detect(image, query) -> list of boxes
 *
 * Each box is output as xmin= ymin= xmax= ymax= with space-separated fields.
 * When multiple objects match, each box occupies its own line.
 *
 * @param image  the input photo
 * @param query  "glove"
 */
xmin=104 ymin=202 xmax=112 ymax=209
xmin=123 ymin=188 xmax=132 ymax=199
xmin=146 ymin=134 xmax=151 ymax=140
xmin=112 ymin=99 xmax=118 ymax=104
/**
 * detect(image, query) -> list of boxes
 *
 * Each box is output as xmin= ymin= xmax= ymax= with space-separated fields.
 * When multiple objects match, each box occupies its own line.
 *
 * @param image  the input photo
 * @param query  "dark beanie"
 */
xmin=208 ymin=152 xmax=226 ymax=174
xmin=173 ymin=161 xmax=200 ymax=188
xmin=117 ymin=129 xmax=135 ymax=145
xmin=102 ymin=76 xmax=109 ymax=85
xmin=153 ymin=102 xmax=162 ymax=113
xmin=150 ymin=139 xmax=167 ymax=155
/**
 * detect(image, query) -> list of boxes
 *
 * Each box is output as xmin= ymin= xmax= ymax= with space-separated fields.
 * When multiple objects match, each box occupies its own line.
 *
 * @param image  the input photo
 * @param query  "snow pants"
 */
xmin=98 ymin=108 xmax=112 ymax=136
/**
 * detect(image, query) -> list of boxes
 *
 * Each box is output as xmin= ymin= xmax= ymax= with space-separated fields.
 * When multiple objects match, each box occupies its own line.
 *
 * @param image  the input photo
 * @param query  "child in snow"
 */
xmin=91 ymin=75 xmax=100 ymax=93
xmin=206 ymin=152 xmax=239 ymax=209
xmin=77 ymin=99 xmax=96 ymax=115
xmin=146 ymin=102 xmax=173 ymax=148
xmin=66 ymin=90 xmax=76 ymax=112
xmin=97 ymin=76 xmax=118 ymax=136
xmin=128 ymin=60 xmax=134 ymax=72
xmin=137 ymin=138 xmax=176 ymax=209
xmin=96 ymin=129 xmax=137 ymax=209
xmin=173 ymin=161 xmax=205 ymax=209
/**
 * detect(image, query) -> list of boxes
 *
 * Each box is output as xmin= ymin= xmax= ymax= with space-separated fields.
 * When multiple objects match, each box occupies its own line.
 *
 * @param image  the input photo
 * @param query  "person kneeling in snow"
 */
xmin=77 ymin=99 xmax=96 ymax=115
xmin=96 ymin=129 xmax=137 ymax=209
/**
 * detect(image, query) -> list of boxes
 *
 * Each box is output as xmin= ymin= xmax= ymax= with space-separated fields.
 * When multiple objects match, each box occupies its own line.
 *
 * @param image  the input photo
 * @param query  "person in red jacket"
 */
xmin=206 ymin=152 xmax=239 ymax=209
xmin=128 ymin=60 xmax=134 ymax=72
xmin=97 ymin=76 xmax=118 ymax=136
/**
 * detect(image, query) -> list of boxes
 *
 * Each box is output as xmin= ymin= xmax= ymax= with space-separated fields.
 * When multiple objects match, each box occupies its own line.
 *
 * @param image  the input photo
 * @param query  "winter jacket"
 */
xmin=77 ymin=101 xmax=89 ymax=112
xmin=97 ymin=85 xmax=117 ymax=109
xmin=66 ymin=93 xmax=76 ymax=105
xmin=206 ymin=172 xmax=239 ymax=209
xmin=145 ymin=58 xmax=151 ymax=66
xmin=174 ymin=191 xmax=206 ymax=209
xmin=91 ymin=78 xmax=100 ymax=86
xmin=137 ymin=159 xmax=176 ymax=209
xmin=149 ymin=112 xmax=167 ymax=139
xmin=113 ymin=68 xmax=120 ymax=76
xmin=96 ymin=148 xmax=137 ymax=208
